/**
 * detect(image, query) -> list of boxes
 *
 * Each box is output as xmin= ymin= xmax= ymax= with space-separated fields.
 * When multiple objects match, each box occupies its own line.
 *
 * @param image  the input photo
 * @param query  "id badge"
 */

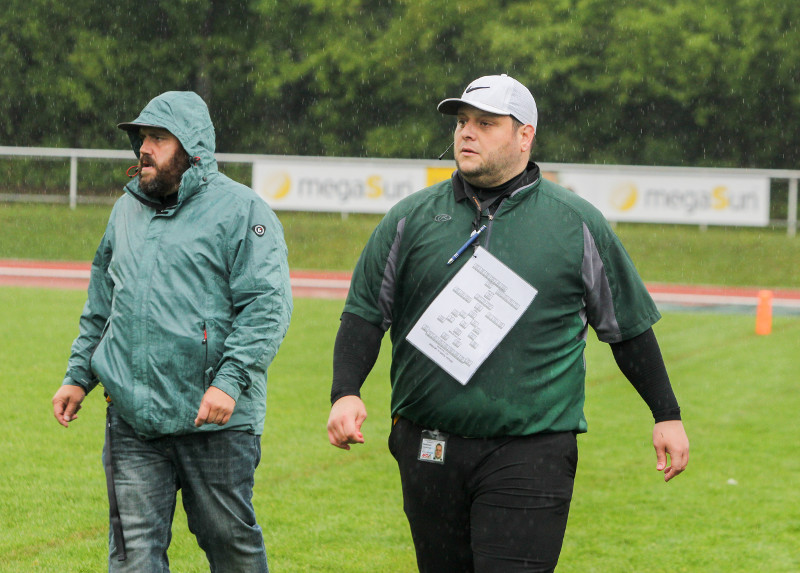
xmin=418 ymin=429 xmax=448 ymax=464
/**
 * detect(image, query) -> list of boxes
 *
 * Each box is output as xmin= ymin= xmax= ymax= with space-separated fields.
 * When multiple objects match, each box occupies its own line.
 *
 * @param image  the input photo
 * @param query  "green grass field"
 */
xmin=1 ymin=202 xmax=799 ymax=570
xmin=2 ymin=203 xmax=799 ymax=288
xmin=2 ymin=287 xmax=799 ymax=572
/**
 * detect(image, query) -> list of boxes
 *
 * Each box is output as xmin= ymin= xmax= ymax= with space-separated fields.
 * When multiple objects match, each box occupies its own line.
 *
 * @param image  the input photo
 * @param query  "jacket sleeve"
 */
xmin=342 ymin=210 xmax=405 ymax=331
xmin=330 ymin=312 xmax=385 ymax=404
xmin=211 ymin=199 xmax=293 ymax=401
xmin=581 ymin=219 xmax=661 ymax=343
xmin=63 ymin=225 xmax=115 ymax=393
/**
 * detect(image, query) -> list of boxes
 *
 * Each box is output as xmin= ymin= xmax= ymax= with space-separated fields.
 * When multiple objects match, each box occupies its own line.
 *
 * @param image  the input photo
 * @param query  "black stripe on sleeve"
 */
xmin=610 ymin=328 xmax=681 ymax=422
xmin=330 ymin=312 xmax=385 ymax=404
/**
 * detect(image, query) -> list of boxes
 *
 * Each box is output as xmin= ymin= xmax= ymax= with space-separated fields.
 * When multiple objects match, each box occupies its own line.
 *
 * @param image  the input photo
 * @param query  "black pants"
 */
xmin=389 ymin=417 xmax=578 ymax=573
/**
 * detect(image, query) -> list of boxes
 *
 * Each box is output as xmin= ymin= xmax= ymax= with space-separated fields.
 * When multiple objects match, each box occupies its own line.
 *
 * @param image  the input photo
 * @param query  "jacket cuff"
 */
xmin=62 ymin=375 xmax=91 ymax=393
xmin=210 ymin=377 xmax=242 ymax=402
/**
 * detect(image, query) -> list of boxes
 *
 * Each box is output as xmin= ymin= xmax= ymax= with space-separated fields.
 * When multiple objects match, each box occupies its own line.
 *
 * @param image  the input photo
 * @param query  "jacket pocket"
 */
xmin=204 ymin=367 xmax=216 ymax=389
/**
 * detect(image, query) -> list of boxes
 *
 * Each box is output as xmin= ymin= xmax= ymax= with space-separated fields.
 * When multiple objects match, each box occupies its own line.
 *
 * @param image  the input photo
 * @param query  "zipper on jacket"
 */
xmin=202 ymin=322 xmax=218 ymax=389
xmin=482 ymin=180 xmax=539 ymax=249
xmin=483 ymin=202 xmax=500 ymax=249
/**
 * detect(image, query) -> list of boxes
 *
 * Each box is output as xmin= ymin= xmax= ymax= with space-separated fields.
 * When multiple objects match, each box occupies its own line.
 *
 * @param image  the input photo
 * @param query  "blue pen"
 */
xmin=447 ymin=225 xmax=487 ymax=265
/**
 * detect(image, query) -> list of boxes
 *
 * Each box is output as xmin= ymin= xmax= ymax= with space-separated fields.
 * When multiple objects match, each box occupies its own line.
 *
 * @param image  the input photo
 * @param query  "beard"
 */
xmin=455 ymin=142 xmax=523 ymax=189
xmin=139 ymin=148 xmax=190 ymax=199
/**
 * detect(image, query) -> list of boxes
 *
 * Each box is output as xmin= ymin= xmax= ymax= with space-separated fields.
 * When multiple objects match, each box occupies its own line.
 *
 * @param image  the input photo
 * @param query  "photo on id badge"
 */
xmin=418 ymin=430 xmax=447 ymax=464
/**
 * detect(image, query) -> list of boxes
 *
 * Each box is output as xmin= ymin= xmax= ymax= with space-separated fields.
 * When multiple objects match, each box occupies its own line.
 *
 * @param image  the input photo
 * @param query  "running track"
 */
xmin=2 ymin=259 xmax=800 ymax=313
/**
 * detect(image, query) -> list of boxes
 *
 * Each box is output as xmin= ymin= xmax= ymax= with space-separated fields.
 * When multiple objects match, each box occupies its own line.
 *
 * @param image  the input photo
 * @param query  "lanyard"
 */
xmin=461 ymin=183 xmax=508 ymax=233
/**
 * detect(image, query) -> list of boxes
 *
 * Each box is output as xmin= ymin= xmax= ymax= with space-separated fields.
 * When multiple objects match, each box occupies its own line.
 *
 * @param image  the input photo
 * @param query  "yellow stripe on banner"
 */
xmin=426 ymin=167 xmax=454 ymax=187
xmin=427 ymin=167 xmax=561 ymax=187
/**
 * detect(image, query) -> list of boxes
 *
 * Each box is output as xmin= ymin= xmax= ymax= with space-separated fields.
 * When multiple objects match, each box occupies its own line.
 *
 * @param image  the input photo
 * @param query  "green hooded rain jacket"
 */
xmin=62 ymin=91 xmax=293 ymax=439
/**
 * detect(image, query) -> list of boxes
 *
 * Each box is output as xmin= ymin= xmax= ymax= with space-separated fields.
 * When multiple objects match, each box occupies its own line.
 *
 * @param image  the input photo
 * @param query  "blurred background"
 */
xmin=2 ymin=0 xmax=798 ymax=166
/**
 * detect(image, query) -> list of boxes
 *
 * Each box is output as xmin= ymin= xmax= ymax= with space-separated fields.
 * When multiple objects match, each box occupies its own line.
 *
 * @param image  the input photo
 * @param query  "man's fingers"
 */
xmin=664 ymin=459 xmax=687 ymax=482
xmin=329 ymin=432 xmax=352 ymax=450
xmin=66 ymin=402 xmax=82 ymax=419
xmin=354 ymin=410 xmax=367 ymax=432
xmin=194 ymin=402 xmax=209 ymax=427
xmin=56 ymin=410 xmax=71 ymax=428
xmin=655 ymin=447 xmax=667 ymax=472
xmin=53 ymin=390 xmax=84 ymax=428
xmin=652 ymin=420 xmax=689 ymax=482
xmin=53 ymin=400 xmax=68 ymax=427
xmin=328 ymin=420 xmax=353 ymax=448
xmin=195 ymin=388 xmax=235 ymax=427
xmin=663 ymin=448 xmax=689 ymax=482
xmin=327 ymin=396 xmax=368 ymax=450
xmin=327 ymin=416 xmax=363 ymax=449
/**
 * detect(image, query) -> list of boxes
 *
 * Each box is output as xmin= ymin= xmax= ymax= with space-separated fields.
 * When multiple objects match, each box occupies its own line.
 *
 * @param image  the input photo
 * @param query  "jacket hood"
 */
xmin=119 ymin=92 xmax=218 ymax=206
xmin=119 ymin=91 xmax=217 ymax=166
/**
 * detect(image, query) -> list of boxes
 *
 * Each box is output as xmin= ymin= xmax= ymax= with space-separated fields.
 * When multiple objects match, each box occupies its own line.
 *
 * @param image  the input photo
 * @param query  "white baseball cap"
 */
xmin=437 ymin=74 xmax=537 ymax=128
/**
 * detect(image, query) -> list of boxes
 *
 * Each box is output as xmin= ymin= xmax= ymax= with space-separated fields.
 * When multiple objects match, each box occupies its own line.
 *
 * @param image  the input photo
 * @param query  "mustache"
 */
xmin=139 ymin=153 xmax=155 ymax=168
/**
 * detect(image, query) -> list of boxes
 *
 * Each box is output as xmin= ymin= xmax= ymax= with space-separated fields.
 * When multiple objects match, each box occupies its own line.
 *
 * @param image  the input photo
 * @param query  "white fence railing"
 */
xmin=0 ymin=146 xmax=797 ymax=236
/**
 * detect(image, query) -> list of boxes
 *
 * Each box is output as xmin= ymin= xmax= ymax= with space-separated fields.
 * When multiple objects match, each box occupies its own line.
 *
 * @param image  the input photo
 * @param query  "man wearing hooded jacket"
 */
xmin=52 ymin=91 xmax=292 ymax=572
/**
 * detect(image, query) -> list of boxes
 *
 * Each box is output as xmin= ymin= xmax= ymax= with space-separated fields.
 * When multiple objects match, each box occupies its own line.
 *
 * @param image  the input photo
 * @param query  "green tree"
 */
xmin=483 ymin=0 xmax=800 ymax=168
xmin=0 ymin=0 xmax=262 ymax=152
xmin=1 ymin=0 xmax=798 ymax=169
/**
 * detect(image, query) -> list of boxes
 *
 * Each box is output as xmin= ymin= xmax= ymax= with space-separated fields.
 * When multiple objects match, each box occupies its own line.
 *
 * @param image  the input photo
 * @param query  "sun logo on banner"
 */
xmin=260 ymin=171 xmax=292 ymax=200
xmin=609 ymin=182 xmax=638 ymax=211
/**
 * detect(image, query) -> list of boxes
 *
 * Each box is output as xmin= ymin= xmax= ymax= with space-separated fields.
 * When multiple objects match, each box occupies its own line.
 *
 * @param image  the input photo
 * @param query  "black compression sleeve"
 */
xmin=330 ymin=312 xmax=385 ymax=404
xmin=610 ymin=328 xmax=681 ymax=423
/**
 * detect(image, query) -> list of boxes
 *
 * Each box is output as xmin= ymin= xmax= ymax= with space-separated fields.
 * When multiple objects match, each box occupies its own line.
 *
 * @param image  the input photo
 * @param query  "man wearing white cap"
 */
xmin=328 ymin=74 xmax=689 ymax=572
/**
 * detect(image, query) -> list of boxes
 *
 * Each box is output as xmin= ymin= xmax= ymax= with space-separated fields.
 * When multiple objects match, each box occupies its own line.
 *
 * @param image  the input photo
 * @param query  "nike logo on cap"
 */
xmin=465 ymin=86 xmax=490 ymax=93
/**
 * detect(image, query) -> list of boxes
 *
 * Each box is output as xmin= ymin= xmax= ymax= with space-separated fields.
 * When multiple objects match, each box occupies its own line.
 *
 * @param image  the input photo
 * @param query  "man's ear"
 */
xmin=520 ymin=124 xmax=536 ymax=153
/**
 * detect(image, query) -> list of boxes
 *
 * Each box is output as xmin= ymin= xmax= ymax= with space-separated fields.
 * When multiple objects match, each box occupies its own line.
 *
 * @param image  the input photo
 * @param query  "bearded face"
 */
xmin=138 ymin=146 xmax=190 ymax=199
xmin=136 ymin=127 xmax=191 ymax=199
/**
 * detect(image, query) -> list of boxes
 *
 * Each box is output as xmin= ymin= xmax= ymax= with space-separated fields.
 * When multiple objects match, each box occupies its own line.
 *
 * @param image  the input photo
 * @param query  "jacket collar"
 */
xmin=124 ymin=162 xmax=208 ymax=212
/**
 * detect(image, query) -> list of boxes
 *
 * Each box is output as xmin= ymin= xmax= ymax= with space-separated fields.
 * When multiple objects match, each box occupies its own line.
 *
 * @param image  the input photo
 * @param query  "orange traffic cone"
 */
xmin=755 ymin=290 xmax=773 ymax=335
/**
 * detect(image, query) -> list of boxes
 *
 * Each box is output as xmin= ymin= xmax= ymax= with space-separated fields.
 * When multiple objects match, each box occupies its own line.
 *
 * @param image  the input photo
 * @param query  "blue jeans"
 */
xmin=103 ymin=406 xmax=269 ymax=572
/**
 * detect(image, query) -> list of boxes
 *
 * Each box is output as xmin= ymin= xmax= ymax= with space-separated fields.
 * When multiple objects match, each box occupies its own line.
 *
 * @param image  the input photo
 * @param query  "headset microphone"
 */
xmin=437 ymin=141 xmax=454 ymax=160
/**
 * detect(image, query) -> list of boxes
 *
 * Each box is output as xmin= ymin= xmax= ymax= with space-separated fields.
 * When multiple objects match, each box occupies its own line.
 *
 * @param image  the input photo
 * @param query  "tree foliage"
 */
xmin=1 ymin=0 xmax=798 ymax=168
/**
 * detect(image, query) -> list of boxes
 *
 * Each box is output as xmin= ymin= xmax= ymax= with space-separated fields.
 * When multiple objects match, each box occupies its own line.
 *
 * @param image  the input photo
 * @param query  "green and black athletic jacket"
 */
xmin=335 ymin=163 xmax=679 ymax=438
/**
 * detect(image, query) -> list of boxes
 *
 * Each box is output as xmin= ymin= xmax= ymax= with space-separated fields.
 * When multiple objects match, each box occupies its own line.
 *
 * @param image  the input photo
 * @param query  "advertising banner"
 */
xmin=556 ymin=171 xmax=770 ymax=226
xmin=253 ymin=158 xmax=454 ymax=213
xmin=253 ymin=158 xmax=771 ymax=227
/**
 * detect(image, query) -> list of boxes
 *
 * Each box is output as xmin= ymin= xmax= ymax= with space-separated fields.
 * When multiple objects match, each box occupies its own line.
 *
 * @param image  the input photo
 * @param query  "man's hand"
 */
xmin=327 ymin=395 xmax=367 ymax=450
xmin=52 ymin=385 xmax=87 ymax=428
xmin=653 ymin=420 xmax=689 ymax=482
xmin=194 ymin=386 xmax=236 ymax=427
